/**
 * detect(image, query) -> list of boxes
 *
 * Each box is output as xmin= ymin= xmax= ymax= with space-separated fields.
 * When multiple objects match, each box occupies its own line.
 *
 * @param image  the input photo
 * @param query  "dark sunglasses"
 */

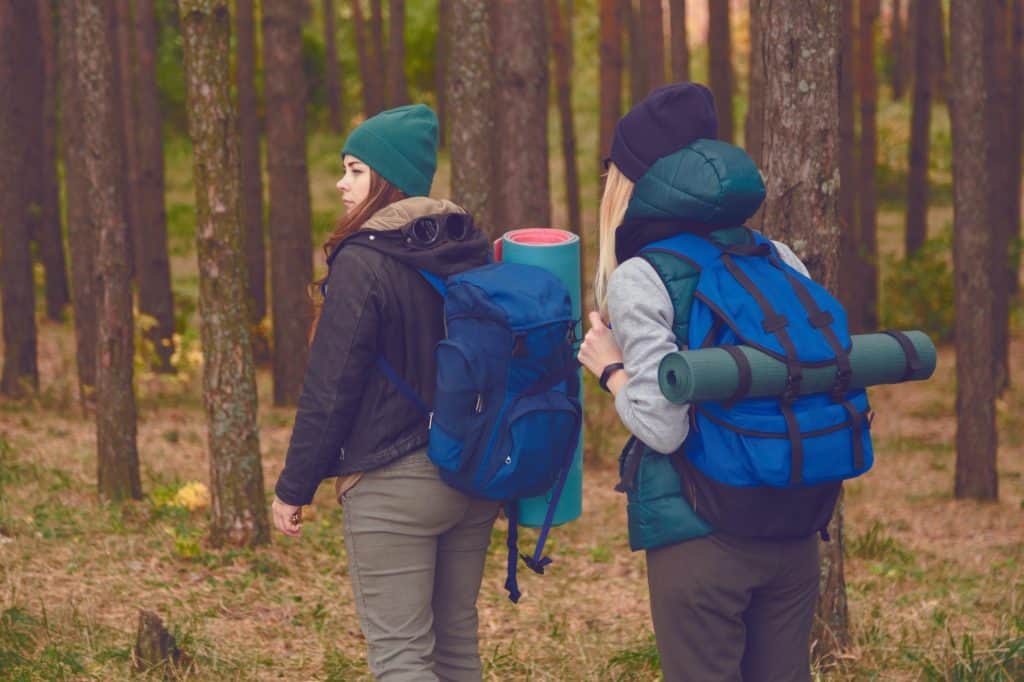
xmin=404 ymin=213 xmax=473 ymax=247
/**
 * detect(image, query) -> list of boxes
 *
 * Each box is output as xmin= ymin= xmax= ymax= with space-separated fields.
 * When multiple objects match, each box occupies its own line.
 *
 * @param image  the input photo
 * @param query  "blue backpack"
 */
xmin=377 ymin=262 xmax=582 ymax=602
xmin=642 ymin=230 xmax=874 ymax=493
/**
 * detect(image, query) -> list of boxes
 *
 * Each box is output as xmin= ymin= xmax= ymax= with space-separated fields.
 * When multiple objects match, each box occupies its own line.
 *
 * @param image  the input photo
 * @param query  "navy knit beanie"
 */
xmin=342 ymin=104 xmax=438 ymax=197
xmin=608 ymin=82 xmax=719 ymax=182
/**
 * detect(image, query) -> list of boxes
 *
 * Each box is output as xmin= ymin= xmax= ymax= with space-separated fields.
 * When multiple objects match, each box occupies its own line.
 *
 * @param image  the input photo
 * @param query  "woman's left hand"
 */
xmin=271 ymin=496 xmax=303 ymax=537
xmin=578 ymin=311 xmax=624 ymax=377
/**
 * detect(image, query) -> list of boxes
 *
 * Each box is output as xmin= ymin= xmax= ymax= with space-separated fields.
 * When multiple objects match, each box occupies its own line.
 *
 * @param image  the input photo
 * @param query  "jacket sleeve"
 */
xmin=274 ymin=249 xmax=384 ymax=505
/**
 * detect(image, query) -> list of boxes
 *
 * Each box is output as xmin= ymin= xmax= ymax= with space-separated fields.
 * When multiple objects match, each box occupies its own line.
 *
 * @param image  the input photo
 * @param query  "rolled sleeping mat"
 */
xmin=658 ymin=330 xmax=936 ymax=404
xmin=497 ymin=228 xmax=583 ymax=528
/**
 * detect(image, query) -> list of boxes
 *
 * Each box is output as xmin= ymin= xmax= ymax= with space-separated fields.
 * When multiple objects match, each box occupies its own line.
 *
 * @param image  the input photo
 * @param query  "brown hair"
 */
xmin=309 ymin=169 xmax=406 ymax=342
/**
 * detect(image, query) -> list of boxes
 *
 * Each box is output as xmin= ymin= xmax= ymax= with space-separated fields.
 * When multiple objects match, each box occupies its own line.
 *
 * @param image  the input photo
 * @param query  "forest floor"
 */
xmin=2 ymin=125 xmax=1024 ymax=680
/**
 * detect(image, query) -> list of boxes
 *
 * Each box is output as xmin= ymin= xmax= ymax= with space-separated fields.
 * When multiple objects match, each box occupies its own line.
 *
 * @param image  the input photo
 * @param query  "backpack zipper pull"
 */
xmin=475 ymin=394 xmax=485 ymax=413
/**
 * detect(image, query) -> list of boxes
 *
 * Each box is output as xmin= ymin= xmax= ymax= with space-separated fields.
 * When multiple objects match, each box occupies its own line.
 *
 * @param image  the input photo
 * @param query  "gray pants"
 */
xmin=341 ymin=451 xmax=500 ymax=682
xmin=646 ymin=533 xmax=820 ymax=682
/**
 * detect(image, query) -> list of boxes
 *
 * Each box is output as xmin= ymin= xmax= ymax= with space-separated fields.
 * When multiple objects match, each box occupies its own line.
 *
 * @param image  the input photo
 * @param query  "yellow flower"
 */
xmin=173 ymin=482 xmax=210 ymax=511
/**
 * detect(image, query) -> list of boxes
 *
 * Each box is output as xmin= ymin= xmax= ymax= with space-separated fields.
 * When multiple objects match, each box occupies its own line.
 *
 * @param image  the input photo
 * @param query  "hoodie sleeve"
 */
xmin=606 ymin=258 xmax=691 ymax=454
xmin=274 ymin=249 xmax=385 ymax=506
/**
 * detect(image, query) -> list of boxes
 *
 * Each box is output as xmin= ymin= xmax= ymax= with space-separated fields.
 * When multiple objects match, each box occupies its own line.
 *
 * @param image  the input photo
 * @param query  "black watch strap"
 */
xmin=599 ymin=362 xmax=625 ymax=392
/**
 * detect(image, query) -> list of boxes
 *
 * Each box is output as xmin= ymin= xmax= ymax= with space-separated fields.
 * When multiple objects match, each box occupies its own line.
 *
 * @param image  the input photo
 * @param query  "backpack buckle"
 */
xmin=830 ymin=367 xmax=852 ymax=402
xmin=428 ymin=411 xmax=434 ymax=429
xmin=782 ymin=371 xmax=802 ymax=404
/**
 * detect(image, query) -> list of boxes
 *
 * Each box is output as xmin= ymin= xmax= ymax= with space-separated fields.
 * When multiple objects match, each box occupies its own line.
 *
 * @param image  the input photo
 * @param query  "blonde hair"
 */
xmin=594 ymin=163 xmax=635 ymax=320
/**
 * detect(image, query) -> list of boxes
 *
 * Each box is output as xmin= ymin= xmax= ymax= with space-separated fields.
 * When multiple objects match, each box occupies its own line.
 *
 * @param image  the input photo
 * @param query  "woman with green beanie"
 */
xmin=578 ymin=83 xmax=825 ymax=681
xmin=271 ymin=104 xmax=499 ymax=681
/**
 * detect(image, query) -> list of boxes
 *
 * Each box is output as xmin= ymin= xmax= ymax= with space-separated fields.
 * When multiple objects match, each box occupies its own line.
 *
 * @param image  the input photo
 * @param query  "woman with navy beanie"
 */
xmin=272 ymin=104 xmax=499 ymax=681
xmin=578 ymin=83 xmax=823 ymax=681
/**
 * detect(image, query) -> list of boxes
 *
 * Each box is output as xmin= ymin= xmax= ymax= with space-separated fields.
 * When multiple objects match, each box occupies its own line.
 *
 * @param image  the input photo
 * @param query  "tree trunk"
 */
xmin=745 ymin=0 xmax=764 ymax=167
xmin=236 ymin=0 xmax=267 ymax=341
xmin=493 ymin=0 xmax=550 ymax=231
xmin=857 ymin=0 xmax=881 ymax=332
xmin=435 ymin=0 xmax=449 ymax=147
xmin=758 ymin=0 xmax=850 ymax=661
xmin=73 ymin=0 xmax=141 ymax=501
xmin=640 ymin=0 xmax=665 ymax=92
xmin=989 ymin=0 xmax=1016 ymax=395
xmin=837 ymin=0 xmax=859 ymax=329
xmin=448 ymin=0 xmax=496 ymax=235
xmin=134 ymin=0 xmax=176 ymax=373
xmin=1010 ymin=0 xmax=1023 ymax=299
xmin=36 ymin=0 xmax=71 ymax=323
xmin=669 ymin=0 xmax=689 ymax=82
xmin=387 ymin=0 xmax=409 ymax=106
xmin=890 ymin=0 xmax=906 ymax=98
xmin=950 ymin=0 xmax=998 ymax=501
xmin=114 ymin=0 xmax=140 ymax=281
xmin=264 ymin=0 xmax=313 ymax=406
xmin=179 ymin=0 xmax=271 ymax=547
xmin=904 ymin=0 xmax=931 ymax=258
xmin=930 ymin=0 xmax=948 ymax=101
xmin=627 ymin=0 xmax=646 ymax=105
xmin=0 ymin=1 xmax=42 ymax=397
xmin=549 ymin=0 xmax=580 ymax=236
xmin=598 ymin=0 xmax=623 ymax=174
xmin=352 ymin=0 xmax=377 ymax=116
xmin=60 ymin=0 xmax=98 ymax=409
xmin=323 ymin=0 xmax=343 ymax=131
xmin=708 ymin=0 xmax=734 ymax=142
xmin=370 ymin=0 xmax=386 ymax=106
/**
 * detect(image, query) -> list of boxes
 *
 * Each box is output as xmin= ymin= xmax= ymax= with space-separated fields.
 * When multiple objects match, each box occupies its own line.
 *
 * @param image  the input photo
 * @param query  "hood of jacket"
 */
xmin=328 ymin=197 xmax=491 ymax=277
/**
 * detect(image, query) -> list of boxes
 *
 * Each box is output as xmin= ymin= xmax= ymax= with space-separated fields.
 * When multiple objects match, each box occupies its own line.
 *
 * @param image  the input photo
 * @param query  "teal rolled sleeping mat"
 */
xmin=658 ymin=330 xmax=936 ymax=404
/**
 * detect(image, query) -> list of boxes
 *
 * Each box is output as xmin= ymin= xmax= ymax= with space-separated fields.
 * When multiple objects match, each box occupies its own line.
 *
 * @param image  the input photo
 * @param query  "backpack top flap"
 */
xmin=444 ymin=262 xmax=573 ymax=331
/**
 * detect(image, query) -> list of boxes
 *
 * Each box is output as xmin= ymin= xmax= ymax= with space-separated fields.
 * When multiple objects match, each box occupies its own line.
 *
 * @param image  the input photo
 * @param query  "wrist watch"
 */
xmin=599 ymin=362 xmax=625 ymax=393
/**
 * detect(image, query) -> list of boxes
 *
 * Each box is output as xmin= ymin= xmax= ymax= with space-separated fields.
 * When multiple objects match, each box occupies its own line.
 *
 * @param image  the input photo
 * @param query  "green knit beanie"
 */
xmin=341 ymin=104 xmax=438 ymax=197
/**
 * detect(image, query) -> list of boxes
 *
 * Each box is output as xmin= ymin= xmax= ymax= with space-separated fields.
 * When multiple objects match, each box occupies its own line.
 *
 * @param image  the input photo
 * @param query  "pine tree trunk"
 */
xmin=598 ymin=0 xmax=623 ymax=174
xmin=448 ymin=0 xmax=496 ymax=234
xmin=708 ymin=0 xmax=734 ymax=142
xmin=930 ymin=0 xmax=948 ymax=101
xmin=323 ymin=0 xmax=343 ymax=131
xmin=60 ymin=0 xmax=99 ymax=409
xmin=837 ymin=0 xmax=859 ymax=330
xmin=73 ymin=0 xmax=141 ymax=501
xmin=640 ymin=0 xmax=665 ymax=92
xmin=134 ymin=0 xmax=176 ymax=373
xmin=745 ymin=0 xmax=764 ymax=167
xmin=890 ymin=0 xmax=906 ymax=98
xmin=36 ymin=0 xmax=71 ymax=323
xmin=858 ymin=0 xmax=881 ymax=332
xmin=989 ymin=0 xmax=1016 ymax=394
xmin=951 ymin=0 xmax=998 ymax=501
xmin=352 ymin=0 xmax=375 ymax=116
xmin=550 ymin=0 xmax=580 ymax=236
xmin=0 ymin=1 xmax=42 ymax=397
xmin=115 ymin=0 xmax=141 ymax=279
xmin=669 ymin=0 xmax=689 ymax=82
xmin=627 ymin=0 xmax=646 ymax=105
xmin=493 ymin=0 xmax=550 ymax=231
xmin=179 ymin=0 xmax=270 ymax=547
xmin=264 ymin=0 xmax=313 ymax=406
xmin=1009 ymin=0 xmax=1023 ymax=299
xmin=387 ymin=0 xmax=409 ymax=106
xmin=236 ymin=0 xmax=267 ymax=337
xmin=759 ymin=0 xmax=850 ymax=661
xmin=904 ymin=0 xmax=931 ymax=258
xmin=370 ymin=0 xmax=386 ymax=107
xmin=435 ymin=0 xmax=449 ymax=147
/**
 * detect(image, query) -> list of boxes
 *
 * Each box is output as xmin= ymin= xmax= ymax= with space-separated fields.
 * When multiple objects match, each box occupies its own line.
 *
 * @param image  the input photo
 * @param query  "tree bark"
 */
xmin=904 ymin=0 xmax=931 ymax=258
xmin=930 ymin=0 xmax=948 ymax=101
xmin=323 ymin=0 xmax=343 ymax=131
xmin=264 ymin=0 xmax=313 ymax=406
xmin=837 ymin=0 xmax=859 ymax=329
xmin=890 ymin=0 xmax=906 ymax=98
xmin=857 ymin=0 xmax=881 ymax=332
xmin=627 ymin=0 xmax=646 ymax=105
xmin=114 ymin=0 xmax=140 ymax=280
xmin=745 ymin=0 xmax=764 ymax=167
xmin=493 ymin=0 xmax=550 ymax=231
xmin=435 ymin=0 xmax=449 ymax=147
xmin=369 ymin=0 xmax=386 ymax=106
xmin=599 ymin=0 xmax=623 ymax=174
xmin=989 ymin=0 xmax=1016 ymax=394
xmin=707 ymin=0 xmax=734 ymax=142
xmin=1010 ymin=0 xmax=1023 ymax=299
xmin=950 ymin=0 xmax=998 ymax=501
xmin=387 ymin=0 xmax=409 ymax=106
xmin=36 ymin=0 xmax=71 ymax=323
xmin=60 ymin=0 xmax=98 ymax=409
xmin=448 ymin=0 xmax=496 ymax=235
xmin=669 ymin=0 xmax=689 ymax=82
xmin=351 ymin=0 xmax=376 ymax=116
xmin=134 ymin=0 xmax=176 ymax=373
xmin=758 ymin=0 xmax=850 ymax=660
xmin=179 ymin=0 xmax=271 ymax=546
xmin=549 ymin=0 xmax=580 ymax=236
xmin=0 ymin=1 xmax=42 ymax=397
xmin=640 ymin=0 xmax=665 ymax=92
xmin=73 ymin=0 xmax=141 ymax=501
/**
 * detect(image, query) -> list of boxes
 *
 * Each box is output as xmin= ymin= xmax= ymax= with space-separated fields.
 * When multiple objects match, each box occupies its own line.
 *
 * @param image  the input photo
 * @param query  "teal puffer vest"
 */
xmin=619 ymin=140 xmax=766 ymax=552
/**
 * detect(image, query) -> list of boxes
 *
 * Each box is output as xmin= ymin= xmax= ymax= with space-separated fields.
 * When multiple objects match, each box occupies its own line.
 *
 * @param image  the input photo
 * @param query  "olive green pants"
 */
xmin=342 ymin=451 xmax=500 ymax=682
xmin=646 ymin=532 xmax=820 ymax=682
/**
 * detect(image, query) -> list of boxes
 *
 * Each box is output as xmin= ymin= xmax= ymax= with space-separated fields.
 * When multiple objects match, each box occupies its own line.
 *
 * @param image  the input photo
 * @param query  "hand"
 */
xmin=578 ymin=311 xmax=624 ymax=378
xmin=271 ymin=496 xmax=303 ymax=537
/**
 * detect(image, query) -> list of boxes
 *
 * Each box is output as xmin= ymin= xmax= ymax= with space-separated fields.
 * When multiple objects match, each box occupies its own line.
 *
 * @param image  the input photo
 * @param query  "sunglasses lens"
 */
xmin=447 ymin=214 xmax=470 ymax=241
xmin=412 ymin=218 xmax=439 ymax=244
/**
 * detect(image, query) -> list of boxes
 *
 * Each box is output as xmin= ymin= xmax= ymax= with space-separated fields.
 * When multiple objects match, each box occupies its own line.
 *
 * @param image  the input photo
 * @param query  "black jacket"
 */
xmin=274 ymin=199 xmax=491 ymax=506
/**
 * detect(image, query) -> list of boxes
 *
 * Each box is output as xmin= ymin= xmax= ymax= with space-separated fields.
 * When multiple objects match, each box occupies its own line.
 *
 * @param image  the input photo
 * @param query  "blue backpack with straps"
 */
xmin=642 ymin=230 xmax=874 ymax=490
xmin=377 ymin=261 xmax=582 ymax=603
